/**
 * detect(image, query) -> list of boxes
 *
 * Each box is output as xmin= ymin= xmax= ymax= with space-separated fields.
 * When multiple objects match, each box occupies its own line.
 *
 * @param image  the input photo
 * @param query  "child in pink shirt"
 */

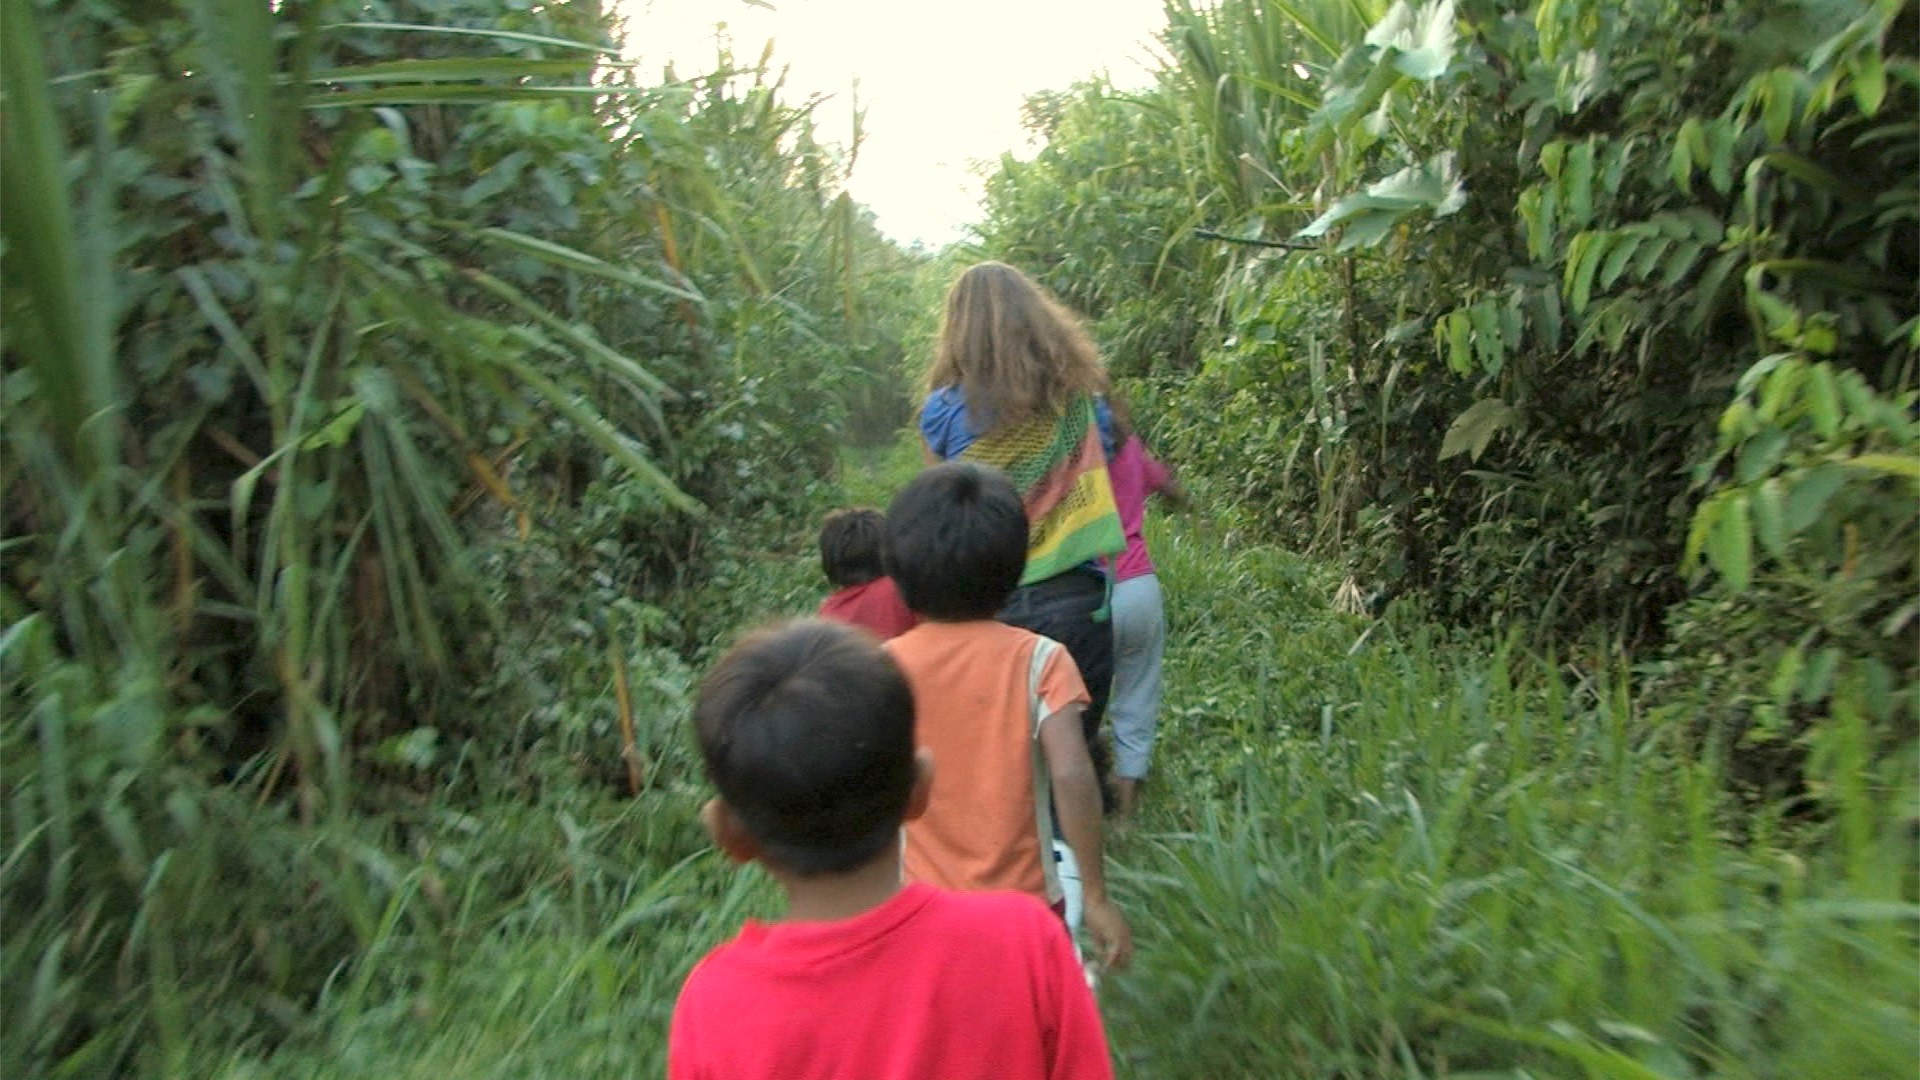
xmin=1105 ymin=418 xmax=1185 ymax=819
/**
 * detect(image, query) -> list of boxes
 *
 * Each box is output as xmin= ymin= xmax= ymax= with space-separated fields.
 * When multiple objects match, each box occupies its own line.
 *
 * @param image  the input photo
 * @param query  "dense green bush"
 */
xmin=1111 ymin=514 xmax=1918 ymax=1079
xmin=977 ymin=79 xmax=1223 ymax=379
xmin=978 ymin=0 xmax=1917 ymax=789
xmin=1653 ymin=357 xmax=1918 ymax=799
xmin=1159 ymin=0 xmax=1915 ymax=634
xmin=0 ymin=1 xmax=924 ymax=1072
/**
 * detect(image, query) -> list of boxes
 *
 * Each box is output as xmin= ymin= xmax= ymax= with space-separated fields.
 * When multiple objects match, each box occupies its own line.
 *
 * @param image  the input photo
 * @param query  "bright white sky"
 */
xmin=614 ymin=0 xmax=1168 ymax=248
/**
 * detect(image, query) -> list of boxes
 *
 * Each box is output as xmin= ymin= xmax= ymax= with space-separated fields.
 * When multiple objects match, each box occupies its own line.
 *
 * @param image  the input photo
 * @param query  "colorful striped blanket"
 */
xmin=959 ymin=396 xmax=1125 ymax=585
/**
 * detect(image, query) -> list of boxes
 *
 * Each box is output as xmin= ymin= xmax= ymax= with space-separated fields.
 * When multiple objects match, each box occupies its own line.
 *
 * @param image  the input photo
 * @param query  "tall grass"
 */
xmin=1161 ymin=0 xmax=1386 ymax=226
xmin=0 ymin=4 xmax=711 ymax=1073
xmin=190 ymin=441 xmax=923 ymax=1079
xmin=187 ymin=445 xmax=1917 ymax=1078
xmin=1109 ymin=510 xmax=1918 ymax=1077
xmin=202 ymin=793 xmax=780 ymax=1079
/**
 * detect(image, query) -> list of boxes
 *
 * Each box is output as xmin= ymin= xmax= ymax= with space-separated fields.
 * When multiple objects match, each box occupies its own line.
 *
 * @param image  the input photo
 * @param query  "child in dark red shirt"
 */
xmin=816 ymin=508 xmax=916 ymax=639
xmin=671 ymin=619 xmax=1114 ymax=1080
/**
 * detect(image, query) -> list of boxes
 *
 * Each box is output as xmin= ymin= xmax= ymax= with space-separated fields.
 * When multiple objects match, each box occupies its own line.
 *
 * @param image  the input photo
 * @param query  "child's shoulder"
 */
xmin=891 ymin=619 xmax=1051 ymax=656
xmin=682 ymin=888 xmax=1055 ymax=988
xmin=914 ymin=885 xmax=1065 ymax=944
xmin=923 ymin=882 xmax=1053 ymax=916
xmin=672 ymin=929 xmax=753 ymax=1014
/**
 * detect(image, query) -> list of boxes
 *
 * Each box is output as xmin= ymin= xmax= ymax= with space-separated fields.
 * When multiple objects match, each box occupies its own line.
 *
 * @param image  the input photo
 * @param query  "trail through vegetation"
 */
xmin=196 ymin=437 xmax=1912 ymax=1078
xmin=6 ymin=0 xmax=1916 ymax=1076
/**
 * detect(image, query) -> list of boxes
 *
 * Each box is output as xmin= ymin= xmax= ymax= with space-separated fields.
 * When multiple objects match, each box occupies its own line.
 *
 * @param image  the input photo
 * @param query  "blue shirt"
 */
xmin=919 ymin=386 xmax=1117 ymax=461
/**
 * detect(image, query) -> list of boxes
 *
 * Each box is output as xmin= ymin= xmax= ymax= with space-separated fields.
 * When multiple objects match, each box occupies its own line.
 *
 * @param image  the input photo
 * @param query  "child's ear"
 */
xmin=902 ymin=749 xmax=935 ymax=824
xmin=700 ymin=799 xmax=762 ymax=865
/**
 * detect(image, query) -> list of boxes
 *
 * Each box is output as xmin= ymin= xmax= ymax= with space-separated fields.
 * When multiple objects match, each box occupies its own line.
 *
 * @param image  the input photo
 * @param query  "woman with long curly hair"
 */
xmin=918 ymin=262 xmax=1126 ymax=785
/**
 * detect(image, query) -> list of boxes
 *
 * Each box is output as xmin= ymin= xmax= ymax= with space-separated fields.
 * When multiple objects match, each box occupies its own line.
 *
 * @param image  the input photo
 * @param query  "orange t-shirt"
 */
xmin=884 ymin=621 xmax=1090 ymax=901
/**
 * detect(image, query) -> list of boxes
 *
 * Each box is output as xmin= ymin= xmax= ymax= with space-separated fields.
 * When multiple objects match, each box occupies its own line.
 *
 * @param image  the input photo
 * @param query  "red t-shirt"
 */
xmin=818 ymin=578 xmax=918 ymax=640
xmin=668 ymin=883 xmax=1113 ymax=1080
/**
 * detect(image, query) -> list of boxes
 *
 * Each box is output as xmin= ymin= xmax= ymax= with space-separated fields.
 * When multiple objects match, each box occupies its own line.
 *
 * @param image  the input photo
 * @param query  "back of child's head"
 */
xmin=884 ymin=462 xmax=1027 ymax=621
xmin=818 ymin=508 xmax=887 ymax=588
xmin=693 ymin=619 xmax=916 ymax=877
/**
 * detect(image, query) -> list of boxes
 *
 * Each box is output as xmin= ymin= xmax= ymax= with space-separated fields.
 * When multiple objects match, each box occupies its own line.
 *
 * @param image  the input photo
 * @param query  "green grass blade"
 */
xmin=473 ymin=227 xmax=706 ymax=302
xmin=304 ymin=56 xmax=600 ymax=84
xmin=306 ymin=84 xmax=656 ymax=108
xmin=462 ymin=267 xmax=677 ymax=400
xmin=488 ymin=352 xmax=701 ymax=515
xmin=0 ymin=0 xmax=117 ymax=482
xmin=321 ymin=21 xmax=622 ymax=55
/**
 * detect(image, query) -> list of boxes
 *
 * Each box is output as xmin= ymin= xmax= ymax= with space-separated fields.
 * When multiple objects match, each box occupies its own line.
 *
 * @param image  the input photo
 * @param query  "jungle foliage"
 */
xmin=3 ymin=0 xmax=1916 ymax=1075
xmin=1 ymin=0 xmax=924 ymax=1072
xmin=197 ymin=446 xmax=1920 ymax=1079
xmin=1112 ymin=512 xmax=1916 ymax=1079
xmin=978 ymin=79 xmax=1224 ymax=377
xmin=974 ymin=0 xmax=1917 ymax=793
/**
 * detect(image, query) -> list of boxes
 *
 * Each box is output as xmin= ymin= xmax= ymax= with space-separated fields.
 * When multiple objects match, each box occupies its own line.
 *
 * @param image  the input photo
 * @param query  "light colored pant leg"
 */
xmin=1109 ymin=573 xmax=1165 ymax=780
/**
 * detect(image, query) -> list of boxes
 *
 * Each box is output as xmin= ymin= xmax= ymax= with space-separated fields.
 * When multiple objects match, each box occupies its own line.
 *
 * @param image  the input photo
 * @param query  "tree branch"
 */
xmin=1192 ymin=227 xmax=1318 ymax=251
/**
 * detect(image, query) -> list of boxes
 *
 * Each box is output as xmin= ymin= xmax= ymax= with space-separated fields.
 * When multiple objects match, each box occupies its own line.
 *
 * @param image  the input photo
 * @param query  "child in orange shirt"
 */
xmin=882 ymin=463 xmax=1131 ymax=972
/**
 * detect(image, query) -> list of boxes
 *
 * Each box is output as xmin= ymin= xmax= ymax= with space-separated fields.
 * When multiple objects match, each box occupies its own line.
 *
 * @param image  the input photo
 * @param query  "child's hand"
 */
xmin=1083 ymin=895 xmax=1133 ymax=972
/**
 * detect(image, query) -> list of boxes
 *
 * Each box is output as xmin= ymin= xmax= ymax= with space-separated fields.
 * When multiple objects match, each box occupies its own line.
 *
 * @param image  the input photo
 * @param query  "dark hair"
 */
xmin=819 ymin=508 xmax=887 ymax=588
xmin=1106 ymin=391 xmax=1136 ymax=444
xmin=693 ymin=619 xmax=917 ymax=877
xmin=884 ymin=463 xmax=1027 ymax=620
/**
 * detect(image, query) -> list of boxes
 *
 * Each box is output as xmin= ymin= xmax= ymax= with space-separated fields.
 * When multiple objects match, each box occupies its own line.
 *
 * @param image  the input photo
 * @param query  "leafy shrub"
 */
xmin=1114 ymin=513 xmax=1919 ymax=1079
xmin=0 ymin=2 xmax=925 ymax=1073
xmin=1654 ymin=357 xmax=1918 ymax=799
xmin=976 ymin=78 xmax=1224 ymax=380
xmin=985 ymin=0 xmax=1914 ymax=648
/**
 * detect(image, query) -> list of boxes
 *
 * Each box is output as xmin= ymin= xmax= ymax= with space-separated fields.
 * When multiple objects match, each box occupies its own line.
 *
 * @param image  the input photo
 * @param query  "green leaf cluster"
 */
xmin=0 ymin=1 xmax=926 ymax=1072
xmin=987 ymin=0 xmax=1913 ymax=649
xmin=977 ymin=0 xmax=1917 ymax=851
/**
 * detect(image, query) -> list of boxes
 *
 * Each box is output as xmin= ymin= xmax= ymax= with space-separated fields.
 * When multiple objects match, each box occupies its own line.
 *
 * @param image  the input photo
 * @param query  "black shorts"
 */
xmin=998 ymin=568 xmax=1113 ymax=745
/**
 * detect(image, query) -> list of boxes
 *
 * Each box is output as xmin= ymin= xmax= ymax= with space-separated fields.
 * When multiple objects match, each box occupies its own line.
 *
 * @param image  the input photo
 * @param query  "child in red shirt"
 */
xmin=816 ymin=508 xmax=917 ymax=639
xmin=670 ymin=619 xmax=1114 ymax=1080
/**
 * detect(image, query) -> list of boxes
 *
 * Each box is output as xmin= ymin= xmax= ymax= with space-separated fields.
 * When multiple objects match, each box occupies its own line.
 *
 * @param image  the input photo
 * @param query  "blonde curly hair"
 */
xmin=927 ymin=262 xmax=1108 ymax=430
